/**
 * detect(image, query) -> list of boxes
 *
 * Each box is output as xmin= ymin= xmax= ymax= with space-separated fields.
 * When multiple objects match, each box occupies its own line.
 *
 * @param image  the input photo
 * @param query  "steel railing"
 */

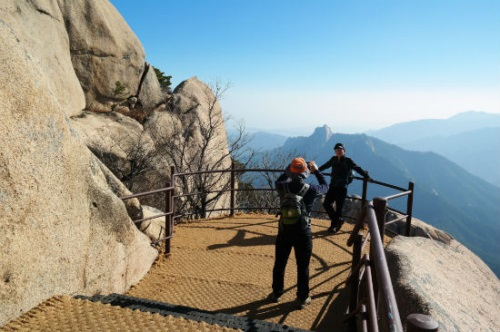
xmin=120 ymin=162 xmax=437 ymax=332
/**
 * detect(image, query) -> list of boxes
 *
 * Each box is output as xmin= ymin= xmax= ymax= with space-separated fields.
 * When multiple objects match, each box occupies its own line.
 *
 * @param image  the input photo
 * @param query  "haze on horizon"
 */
xmin=109 ymin=0 xmax=500 ymax=135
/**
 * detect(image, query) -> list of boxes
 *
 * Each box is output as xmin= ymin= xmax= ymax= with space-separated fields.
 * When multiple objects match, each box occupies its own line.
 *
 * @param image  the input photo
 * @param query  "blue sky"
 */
xmin=109 ymin=0 xmax=500 ymax=135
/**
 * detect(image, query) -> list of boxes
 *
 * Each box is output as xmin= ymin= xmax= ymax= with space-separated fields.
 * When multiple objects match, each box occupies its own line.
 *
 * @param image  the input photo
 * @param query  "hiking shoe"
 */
xmin=296 ymin=296 xmax=312 ymax=309
xmin=328 ymin=220 xmax=345 ymax=234
xmin=267 ymin=293 xmax=281 ymax=303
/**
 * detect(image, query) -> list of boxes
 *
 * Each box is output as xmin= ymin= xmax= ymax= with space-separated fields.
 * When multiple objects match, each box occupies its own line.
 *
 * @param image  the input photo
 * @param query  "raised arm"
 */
xmin=349 ymin=159 xmax=370 ymax=179
xmin=317 ymin=158 xmax=332 ymax=172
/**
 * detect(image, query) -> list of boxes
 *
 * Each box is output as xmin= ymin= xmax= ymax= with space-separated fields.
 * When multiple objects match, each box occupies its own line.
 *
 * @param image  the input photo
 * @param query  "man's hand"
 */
xmin=307 ymin=161 xmax=318 ymax=173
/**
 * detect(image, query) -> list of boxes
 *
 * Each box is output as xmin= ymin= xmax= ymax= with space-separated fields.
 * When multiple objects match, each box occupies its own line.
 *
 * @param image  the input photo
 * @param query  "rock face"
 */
xmin=139 ymin=206 xmax=167 ymax=243
xmin=0 ymin=0 xmax=164 ymax=117
xmin=73 ymin=77 xmax=233 ymax=215
xmin=167 ymin=77 xmax=232 ymax=215
xmin=0 ymin=0 xmax=86 ymax=116
xmin=386 ymin=236 xmax=500 ymax=331
xmin=386 ymin=214 xmax=454 ymax=244
xmin=71 ymin=111 xmax=156 ymax=189
xmin=61 ymin=0 xmax=147 ymax=108
xmin=0 ymin=0 xmax=162 ymax=326
xmin=137 ymin=64 xmax=165 ymax=110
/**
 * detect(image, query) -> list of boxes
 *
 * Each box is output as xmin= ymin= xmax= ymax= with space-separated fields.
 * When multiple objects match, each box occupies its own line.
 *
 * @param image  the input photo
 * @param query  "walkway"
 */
xmin=2 ymin=214 xmax=364 ymax=332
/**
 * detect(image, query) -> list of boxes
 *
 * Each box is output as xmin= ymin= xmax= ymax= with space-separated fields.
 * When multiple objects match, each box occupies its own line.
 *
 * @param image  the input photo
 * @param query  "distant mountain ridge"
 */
xmin=228 ymin=129 xmax=288 ymax=152
xmin=368 ymin=111 xmax=500 ymax=143
xmin=368 ymin=111 xmax=500 ymax=187
xmin=258 ymin=125 xmax=500 ymax=277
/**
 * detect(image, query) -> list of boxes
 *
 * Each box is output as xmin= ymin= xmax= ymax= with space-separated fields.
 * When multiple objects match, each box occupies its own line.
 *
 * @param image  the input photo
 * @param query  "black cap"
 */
xmin=334 ymin=143 xmax=345 ymax=150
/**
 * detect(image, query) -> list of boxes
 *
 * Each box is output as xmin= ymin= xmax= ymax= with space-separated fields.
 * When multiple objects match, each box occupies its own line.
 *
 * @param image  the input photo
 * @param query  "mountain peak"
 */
xmin=311 ymin=125 xmax=333 ymax=142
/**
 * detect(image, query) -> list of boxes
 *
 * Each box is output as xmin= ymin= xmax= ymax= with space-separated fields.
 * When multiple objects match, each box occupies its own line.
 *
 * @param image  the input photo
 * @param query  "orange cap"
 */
xmin=289 ymin=157 xmax=307 ymax=174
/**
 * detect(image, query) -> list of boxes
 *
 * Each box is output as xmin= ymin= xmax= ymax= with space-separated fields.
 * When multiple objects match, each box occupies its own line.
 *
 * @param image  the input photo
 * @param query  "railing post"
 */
xmin=165 ymin=180 xmax=172 ymax=256
xmin=230 ymin=160 xmax=235 ymax=217
xmin=372 ymin=197 xmax=387 ymax=310
xmin=165 ymin=165 xmax=176 ymax=256
xmin=360 ymin=304 xmax=368 ymax=332
xmin=405 ymin=182 xmax=414 ymax=236
xmin=348 ymin=232 xmax=363 ymax=332
xmin=362 ymin=177 xmax=368 ymax=203
xmin=406 ymin=313 xmax=438 ymax=331
xmin=365 ymin=256 xmax=379 ymax=332
xmin=373 ymin=197 xmax=387 ymax=241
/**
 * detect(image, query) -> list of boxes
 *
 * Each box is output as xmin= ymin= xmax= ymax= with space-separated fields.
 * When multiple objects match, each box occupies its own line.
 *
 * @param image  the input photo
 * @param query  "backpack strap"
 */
xmin=282 ymin=182 xmax=309 ymax=195
xmin=298 ymin=183 xmax=310 ymax=216
xmin=298 ymin=183 xmax=310 ymax=197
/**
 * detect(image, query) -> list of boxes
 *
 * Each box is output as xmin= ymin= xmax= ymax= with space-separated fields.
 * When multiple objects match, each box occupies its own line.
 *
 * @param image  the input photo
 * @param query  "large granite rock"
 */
xmin=165 ymin=77 xmax=232 ymax=215
xmin=70 ymin=108 xmax=173 ymax=210
xmin=0 ymin=0 xmax=164 ymax=118
xmin=386 ymin=236 xmax=500 ymax=331
xmin=387 ymin=214 xmax=454 ymax=244
xmin=71 ymin=111 xmax=156 ymax=187
xmin=137 ymin=63 xmax=165 ymax=110
xmin=71 ymin=77 xmax=234 ymax=217
xmin=0 ymin=4 xmax=157 ymax=327
xmin=60 ymin=0 xmax=142 ymax=108
xmin=0 ymin=0 xmax=85 ymax=116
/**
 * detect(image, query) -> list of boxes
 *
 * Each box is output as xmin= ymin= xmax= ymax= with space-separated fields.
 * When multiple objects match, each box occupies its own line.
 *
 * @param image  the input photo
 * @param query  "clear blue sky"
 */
xmin=109 ymin=0 xmax=500 ymax=135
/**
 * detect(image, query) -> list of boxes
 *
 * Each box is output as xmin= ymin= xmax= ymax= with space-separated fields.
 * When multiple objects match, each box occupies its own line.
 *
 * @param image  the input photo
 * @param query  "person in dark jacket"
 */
xmin=270 ymin=157 xmax=328 ymax=309
xmin=318 ymin=143 xmax=370 ymax=234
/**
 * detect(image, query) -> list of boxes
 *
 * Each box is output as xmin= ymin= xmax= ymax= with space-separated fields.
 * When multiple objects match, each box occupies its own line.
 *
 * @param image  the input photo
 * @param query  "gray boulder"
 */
xmin=59 ymin=0 xmax=145 ymax=108
xmin=0 ymin=0 xmax=164 ymax=118
xmin=0 ymin=4 xmax=157 ymax=327
xmin=166 ymin=77 xmax=233 ymax=215
xmin=386 ymin=236 xmax=500 ymax=331
xmin=387 ymin=213 xmax=454 ymax=244
xmin=137 ymin=63 xmax=165 ymax=110
xmin=0 ymin=0 xmax=86 ymax=116
xmin=139 ymin=206 xmax=167 ymax=243
xmin=71 ymin=111 xmax=156 ymax=187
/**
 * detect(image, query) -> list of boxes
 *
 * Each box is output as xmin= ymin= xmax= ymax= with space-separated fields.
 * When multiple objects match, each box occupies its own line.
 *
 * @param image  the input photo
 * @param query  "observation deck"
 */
xmin=3 ymin=214 xmax=382 ymax=332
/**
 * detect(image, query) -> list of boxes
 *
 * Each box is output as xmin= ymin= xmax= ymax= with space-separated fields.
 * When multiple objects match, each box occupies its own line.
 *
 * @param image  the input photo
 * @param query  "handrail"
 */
xmin=347 ymin=200 xmax=403 ymax=331
xmin=118 ymin=162 xmax=434 ymax=331
xmin=346 ymin=194 xmax=438 ymax=331
xmin=385 ymin=190 xmax=412 ymax=201
xmin=120 ymin=162 xmax=415 ymax=251
xmin=367 ymin=199 xmax=403 ymax=331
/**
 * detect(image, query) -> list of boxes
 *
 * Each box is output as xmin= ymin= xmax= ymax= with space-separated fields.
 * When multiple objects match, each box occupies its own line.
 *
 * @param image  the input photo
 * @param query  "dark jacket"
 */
xmin=275 ymin=171 xmax=329 ymax=214
xmin=318 ymin=156 xmax=369 ymax=187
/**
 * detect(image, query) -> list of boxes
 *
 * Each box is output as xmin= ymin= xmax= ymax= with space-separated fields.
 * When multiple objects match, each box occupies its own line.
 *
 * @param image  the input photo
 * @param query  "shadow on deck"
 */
xmin=2 ymin=214 xmax=359 ymax=332
xmin=126 ymin=214 xmax=357 ymax=332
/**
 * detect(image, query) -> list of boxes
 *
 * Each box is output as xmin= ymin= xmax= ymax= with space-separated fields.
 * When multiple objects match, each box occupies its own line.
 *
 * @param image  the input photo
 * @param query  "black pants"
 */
xmin=323 ymin=185 xmax=347 ymax=227
xmin=272 ymin=227 xmax=312 ymax=300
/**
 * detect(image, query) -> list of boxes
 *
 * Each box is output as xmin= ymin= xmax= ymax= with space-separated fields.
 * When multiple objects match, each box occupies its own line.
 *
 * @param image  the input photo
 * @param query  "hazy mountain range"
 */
xmin=368 ymin=111 xmax=500 ymax=187
xmin=243 ymin=112 xmax=500 ymax=277
xmin=246 ymin=131 xmax=289 ymax=151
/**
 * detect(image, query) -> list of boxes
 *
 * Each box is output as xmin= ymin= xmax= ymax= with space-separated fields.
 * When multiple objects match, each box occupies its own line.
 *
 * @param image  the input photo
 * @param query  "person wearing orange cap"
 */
xmin=318 ymin=143 xmax=370 ymax=234
xmin=270 ymin=157 xmax=328 ymax=309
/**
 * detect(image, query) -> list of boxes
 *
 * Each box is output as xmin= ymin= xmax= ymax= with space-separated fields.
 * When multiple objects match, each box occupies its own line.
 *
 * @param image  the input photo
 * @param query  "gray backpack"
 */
xmin=279 ymin=183 xmax=310 ymax=225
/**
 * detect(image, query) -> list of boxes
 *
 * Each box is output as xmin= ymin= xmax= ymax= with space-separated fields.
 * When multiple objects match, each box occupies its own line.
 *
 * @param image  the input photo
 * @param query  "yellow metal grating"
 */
xmin=1 ymin=295 xmax=242 ymax=332
xmin=3 ymin=213 xmax=390 ymax=331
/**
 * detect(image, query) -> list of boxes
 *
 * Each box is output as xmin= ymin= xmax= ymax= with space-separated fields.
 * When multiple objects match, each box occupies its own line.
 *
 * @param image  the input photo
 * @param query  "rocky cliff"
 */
xmin=385 ymin=217 xmax=500 ymax=331
xmin=0 ymin=0 xmax=231 ymax=326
